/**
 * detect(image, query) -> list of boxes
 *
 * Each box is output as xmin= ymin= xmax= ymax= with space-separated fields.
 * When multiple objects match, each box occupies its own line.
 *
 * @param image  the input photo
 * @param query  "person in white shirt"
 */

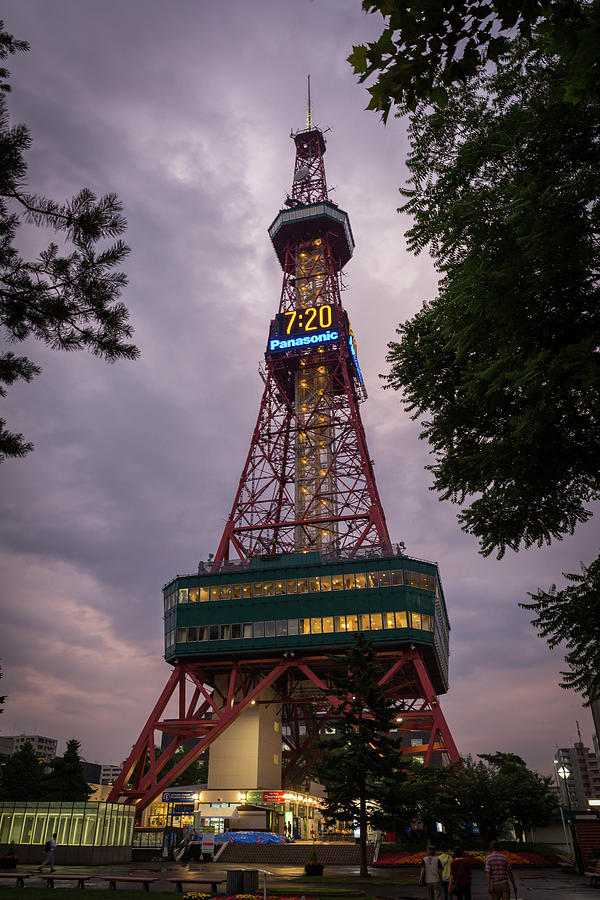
xmin=420 ymin=846 xmax=443 ymax=900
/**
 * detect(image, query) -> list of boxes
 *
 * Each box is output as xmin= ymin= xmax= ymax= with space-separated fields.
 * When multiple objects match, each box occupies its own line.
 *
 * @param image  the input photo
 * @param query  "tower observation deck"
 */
xmin=108 ymin=115 xmax=458 ymax=815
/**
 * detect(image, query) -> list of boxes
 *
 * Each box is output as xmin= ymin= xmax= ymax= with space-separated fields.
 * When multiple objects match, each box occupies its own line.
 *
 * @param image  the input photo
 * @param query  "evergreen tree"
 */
xmin=170 ymin=751 xmax=208 ymax=788
xmin=0 ymin=741 xmax=44 ymax=800
xmin=43 ymin=739 xmax=92 ymax=801
xmin=151 ymin=744 xmax=208 ymax=787
xmin=0 ymin=22 xmax=137 ymax=462
xmin=314 ymin=634 xmax=398 ymax=877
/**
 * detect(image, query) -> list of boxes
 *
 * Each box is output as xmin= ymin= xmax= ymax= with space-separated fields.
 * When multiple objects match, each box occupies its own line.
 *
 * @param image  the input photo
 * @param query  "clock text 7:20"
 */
xmin=285 ymin=305 xmax=333 ymax=334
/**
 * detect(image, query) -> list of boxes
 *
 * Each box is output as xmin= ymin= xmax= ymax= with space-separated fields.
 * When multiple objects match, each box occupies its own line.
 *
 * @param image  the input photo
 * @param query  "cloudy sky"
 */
xmin=1 ymin=0 xmax=597 ymax=775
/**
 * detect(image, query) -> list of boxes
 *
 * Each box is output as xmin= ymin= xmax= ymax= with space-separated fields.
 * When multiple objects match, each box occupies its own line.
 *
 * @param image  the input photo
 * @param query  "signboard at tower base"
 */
xmin=201 ymin=826 xmax=215 ymax=857
xmin=162 ymin=790 xmax=196 ymax=803
xmin=246 ymin=790 xmax=286 ymax=804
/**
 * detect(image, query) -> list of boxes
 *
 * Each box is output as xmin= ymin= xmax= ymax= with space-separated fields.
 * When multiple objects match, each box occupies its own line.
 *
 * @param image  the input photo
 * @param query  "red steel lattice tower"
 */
xmin=108 ymin=106 xmax=459 ymax=816
xmin=214 ymin=122 xmax=390 ymax=564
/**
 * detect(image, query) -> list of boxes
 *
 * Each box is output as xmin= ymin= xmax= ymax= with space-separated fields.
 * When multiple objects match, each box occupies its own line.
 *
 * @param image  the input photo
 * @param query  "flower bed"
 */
xmin=376 ymin=848 xmax=563 ymax=866
xmin=190 ymin=895 xmax=318 ymax=900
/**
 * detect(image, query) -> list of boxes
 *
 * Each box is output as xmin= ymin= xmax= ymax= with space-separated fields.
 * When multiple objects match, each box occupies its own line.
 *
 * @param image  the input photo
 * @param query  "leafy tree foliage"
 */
xmin=0 ymin=741 xmax=44 ymax=800
xmin=371 ymin=751 xmax=555 ymax=844
xmin=0 ymin=21 xmax=137 ymax=462
xmin=376 ymin=25 xmax=600 ymax=701
xmin=349 ymin=0 xmax=600 ymax=117
xmin=521 ymin=558 xmax=600 ymax=703
xmin=372 ymin=759 xmax=468 ymax=840
xmin=314 ymin=634 xmax=398 ymax=876
xmin=467 ymin=753 xmax=557 ymax=843
xmin=156 ymin=746 xmax=208 ymax=788
xmin=383 ymin=35 xmax=600 ymax=561
xmin=44 ymin=739 xmax=92 ymax=801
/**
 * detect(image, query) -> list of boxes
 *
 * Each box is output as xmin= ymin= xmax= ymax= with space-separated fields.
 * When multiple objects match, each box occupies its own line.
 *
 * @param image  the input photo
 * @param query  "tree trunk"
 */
xmin=359 ymin=791 xmax=369 ymax=877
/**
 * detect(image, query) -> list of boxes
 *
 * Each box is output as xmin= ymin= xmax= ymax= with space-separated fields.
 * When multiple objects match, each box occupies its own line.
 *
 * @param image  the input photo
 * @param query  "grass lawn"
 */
xmin=0 ymin=893 xmax=179 ymax=900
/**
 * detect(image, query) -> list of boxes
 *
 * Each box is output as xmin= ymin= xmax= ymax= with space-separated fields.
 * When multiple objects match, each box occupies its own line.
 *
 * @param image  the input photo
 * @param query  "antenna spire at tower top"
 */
xmin=306 ymin=74 xmax=312 ymax=130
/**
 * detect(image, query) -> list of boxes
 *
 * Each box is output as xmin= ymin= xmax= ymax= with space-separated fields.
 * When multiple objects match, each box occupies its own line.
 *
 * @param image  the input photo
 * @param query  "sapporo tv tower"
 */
xmin=108 ymin=91 xmax=459 ymax=813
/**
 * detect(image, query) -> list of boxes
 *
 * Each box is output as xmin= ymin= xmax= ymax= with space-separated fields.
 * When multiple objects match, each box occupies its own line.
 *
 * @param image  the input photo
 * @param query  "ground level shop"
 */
xmin=135 ymin=786 xmax=353 ymax=846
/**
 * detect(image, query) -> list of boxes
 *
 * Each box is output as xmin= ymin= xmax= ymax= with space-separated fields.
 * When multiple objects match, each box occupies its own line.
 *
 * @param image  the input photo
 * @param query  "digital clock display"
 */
xmin=267 ymin=303 xmax=340 ymax=353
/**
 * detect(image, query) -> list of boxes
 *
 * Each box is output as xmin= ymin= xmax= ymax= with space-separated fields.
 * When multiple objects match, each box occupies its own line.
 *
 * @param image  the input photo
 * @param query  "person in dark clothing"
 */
xmin=39 ymin=834 xmax=57 ymax=872
xmin=448 ymin=846 xmax=472 ymax=900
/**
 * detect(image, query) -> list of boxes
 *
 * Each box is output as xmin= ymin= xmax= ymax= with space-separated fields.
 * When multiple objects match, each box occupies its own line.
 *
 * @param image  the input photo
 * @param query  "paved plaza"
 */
xmin=1 ymin=860 xmax=598 ymax=899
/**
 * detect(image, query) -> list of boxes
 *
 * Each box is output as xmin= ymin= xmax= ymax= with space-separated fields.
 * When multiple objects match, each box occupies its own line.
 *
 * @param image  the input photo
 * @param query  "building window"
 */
xmin=346 ymin=614 xmax=358 ymax=631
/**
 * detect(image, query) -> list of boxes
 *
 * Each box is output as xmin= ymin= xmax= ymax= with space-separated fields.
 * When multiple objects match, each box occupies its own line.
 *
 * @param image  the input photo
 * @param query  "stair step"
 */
xmin=217 ymin=842 xmax=374 ymax=866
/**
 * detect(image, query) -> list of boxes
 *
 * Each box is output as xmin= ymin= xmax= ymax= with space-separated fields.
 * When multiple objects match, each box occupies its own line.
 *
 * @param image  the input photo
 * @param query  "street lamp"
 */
xmin=556 ymin=762 xmax=584 ymax=874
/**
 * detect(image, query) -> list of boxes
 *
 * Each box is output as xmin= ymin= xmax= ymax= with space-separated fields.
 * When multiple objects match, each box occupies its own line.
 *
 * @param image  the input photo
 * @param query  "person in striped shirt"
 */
xmin=485 ymin=841 xmax=517 ymax=899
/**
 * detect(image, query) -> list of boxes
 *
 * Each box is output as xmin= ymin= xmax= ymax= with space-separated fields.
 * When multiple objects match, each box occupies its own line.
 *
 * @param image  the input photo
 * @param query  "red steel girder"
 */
xmin=107 ymin=647 xmax=459 ymax=813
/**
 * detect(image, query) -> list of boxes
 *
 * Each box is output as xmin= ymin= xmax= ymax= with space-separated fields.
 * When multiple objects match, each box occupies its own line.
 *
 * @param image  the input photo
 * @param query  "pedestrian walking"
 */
xmin=448 ymin=846 xmax=472 ymax=900
xmin=419 ymin=846 xmax=443 ymax=900
xmin=438 ymin=847 xmax=452 ymax=900
xmin=38 ymin=833 xmax=57 ymax=872
xmin=485 ymin=841 xmax=517 ymax=899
